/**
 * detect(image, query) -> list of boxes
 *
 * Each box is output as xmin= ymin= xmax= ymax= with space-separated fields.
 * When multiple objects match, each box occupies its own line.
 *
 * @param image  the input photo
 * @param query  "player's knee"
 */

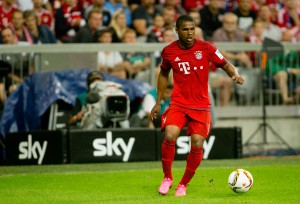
xmin=191 ymin=135 xmax=205 ymax=147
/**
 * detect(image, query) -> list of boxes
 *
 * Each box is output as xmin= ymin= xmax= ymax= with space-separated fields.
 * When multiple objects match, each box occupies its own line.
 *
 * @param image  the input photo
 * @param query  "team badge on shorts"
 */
xmin=194 ymin=51 xmax=202 ymax=60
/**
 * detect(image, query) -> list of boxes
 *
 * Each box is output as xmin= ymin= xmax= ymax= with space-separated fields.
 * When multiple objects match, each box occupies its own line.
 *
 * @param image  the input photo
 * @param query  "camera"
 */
xmin=81 ymin=81 xmax=130 ymax=129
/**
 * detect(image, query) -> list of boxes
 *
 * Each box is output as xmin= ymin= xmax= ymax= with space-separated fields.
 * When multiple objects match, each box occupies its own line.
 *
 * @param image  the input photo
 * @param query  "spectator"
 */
xmin=131 ymin=0 xmax=160 ymax=39
xmin=195 ymin=26 xmax=204 ymax=40
xmin=130 ymin=83 xmax=173 ymax=128
xmin=97 ymin=28 xmax=127 ymax=79
xmin=276 ymin=0 xmax=300 ymax=30
xmin=0 ymin=81 xmax=6 ymax=110
xmin=199 ymin=0 xmax=225 ymax=41
xmin=84 ymin=0 xmax=111 ymax=26
xmin=55 ymin=0 xmax=86 ymax=43
xmin=257 ymin=5 xmax=282 ymax=42
xmin=155 ymin=0 xmax=186 ymax=20
xmin=23 ymin=10 xmax=56 ymax=44
xmin=189 ymin=9 xmax=204 ymax=40
xmin=265 ymin=50 xmax=300 ymax=104
xmin=211 ymin=12 xmax=252 ymax=106
xmin=121 ymin=28 xmax=151 ymax=81
xmin=209 ymin=62 xmax=234 ymax=106
xmin=16 ymin=0 xmax=52 ymax=13
xmin=32 ymin=0 xmax=54 ymax=31
xmin=182 ymin=0 xmax=206 ymax=12
xmin=109 ymin=10 xmax=128 ymax=43
xmin=127 ymin=0 xmax=140 ymax=12
xmin=146 ymin=14 xmax=165 ymax=42
xmin=52 ymin=0 xmax=63 ymax=12
xmin=73 ymin=8 xmax=103 ymax=43
xmin=188 ymin=8 xmax=201 ymax=27
xmin=212 ymin=12 xmax=253 ymax=68
xmin=276 ymin=0 xmax=300 ymax=42
xmin=0 ymin=60 xmax=11 ymax=110
xmin=248 ymin=19 xmax=265 ymax=67
xmin=162 ymin=6 xmax=176 ymax=28
xmin=104 ymin=0 xmax=131 ymax=26
xmin=0 ymin=0 xmax=19 ymax=30
xmin=0 ymin=27 xmax=32 ymax=95
xmin=232 ymin=0 xmax=257 ymax=37
xmin=161 ymin=26 xmax=176 ymax=43
xmin=78 ymin=0 xmax=93 ymax=11
xmin=11 ymin=9 xmax=34 ymax=44
xmin=153 ymin=26 xmax=176 ymax=69
xmin=249 ymin=19 xmax=265 ymax=43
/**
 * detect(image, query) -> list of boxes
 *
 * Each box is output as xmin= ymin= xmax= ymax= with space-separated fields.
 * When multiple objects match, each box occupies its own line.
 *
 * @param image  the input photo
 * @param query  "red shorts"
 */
xmin=161 ymin=104 xmax=212 ymax=139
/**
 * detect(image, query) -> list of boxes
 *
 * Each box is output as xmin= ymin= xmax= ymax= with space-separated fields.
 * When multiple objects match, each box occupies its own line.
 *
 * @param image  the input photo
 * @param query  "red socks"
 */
xmin=179 ymin=146 xmax=203 ymax=186
xmin=161 ymin=138 xmax=176 ymax=180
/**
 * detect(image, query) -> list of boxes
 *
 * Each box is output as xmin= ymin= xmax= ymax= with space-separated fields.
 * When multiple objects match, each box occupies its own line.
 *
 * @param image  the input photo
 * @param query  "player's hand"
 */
xmin=232 ymin=75 xmax=244 ymax=85
xmin=150 ymin=104 xmax=161 ymax=121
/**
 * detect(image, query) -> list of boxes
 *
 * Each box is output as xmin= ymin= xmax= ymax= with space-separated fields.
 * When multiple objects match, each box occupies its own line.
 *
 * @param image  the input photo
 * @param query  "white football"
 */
xmin=228 ymin=169 xmax=253 ymax=193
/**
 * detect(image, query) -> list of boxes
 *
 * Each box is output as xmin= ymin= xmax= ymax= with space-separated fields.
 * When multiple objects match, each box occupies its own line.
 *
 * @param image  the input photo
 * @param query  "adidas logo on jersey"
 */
xmin=174 ymin=57 xmax=181 ymax=61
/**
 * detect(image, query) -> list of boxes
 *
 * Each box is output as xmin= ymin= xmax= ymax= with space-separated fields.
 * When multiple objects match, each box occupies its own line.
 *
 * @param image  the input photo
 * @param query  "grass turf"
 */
xmin=0 ymin=157 xmax=300 ymax=203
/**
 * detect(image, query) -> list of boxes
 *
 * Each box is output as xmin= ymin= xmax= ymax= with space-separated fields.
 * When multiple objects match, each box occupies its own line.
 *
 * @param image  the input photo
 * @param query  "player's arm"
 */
xmin=150 ymin=68 xmax=170 ymax=120
xmin=221 ymin=62 xmax=244 ymax=84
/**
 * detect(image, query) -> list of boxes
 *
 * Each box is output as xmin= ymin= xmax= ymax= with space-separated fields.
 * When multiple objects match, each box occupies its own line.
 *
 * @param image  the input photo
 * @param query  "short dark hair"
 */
xmin=96 ymin=28 xmax=112 ymax=39
xmin=176 ymin=15 xmax=195 ymax=29
xmin=87 ymin=8 xmax=102 ymax=20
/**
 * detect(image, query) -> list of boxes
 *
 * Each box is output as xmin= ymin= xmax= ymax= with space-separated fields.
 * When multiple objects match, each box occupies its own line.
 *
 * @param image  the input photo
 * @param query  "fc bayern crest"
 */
xmin=194 ymin=51 xmax=202 ymax=60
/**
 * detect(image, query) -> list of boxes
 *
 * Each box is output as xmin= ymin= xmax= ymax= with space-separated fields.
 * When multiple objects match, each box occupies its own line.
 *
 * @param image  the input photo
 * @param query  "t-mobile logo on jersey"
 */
xmin=178 ymin=62 xmax=191 ymax=74
xmin=178 ymin=62 xmax=203 ymax=74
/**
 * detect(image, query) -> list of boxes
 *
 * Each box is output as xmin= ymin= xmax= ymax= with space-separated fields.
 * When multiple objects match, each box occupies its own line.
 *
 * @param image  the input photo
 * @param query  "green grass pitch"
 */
xmin=0 ymin=157 xmax=300 ymax=203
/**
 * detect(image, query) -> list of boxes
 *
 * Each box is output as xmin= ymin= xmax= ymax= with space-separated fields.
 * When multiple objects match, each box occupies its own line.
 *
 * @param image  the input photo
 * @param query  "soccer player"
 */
xmin=150 ymin=15 xmax=244 ymax=197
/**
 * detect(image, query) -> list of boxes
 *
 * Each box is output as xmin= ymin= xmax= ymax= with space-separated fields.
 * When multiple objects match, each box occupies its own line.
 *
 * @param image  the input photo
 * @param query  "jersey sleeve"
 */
xmin=160 ymin=48 xmax=172 ymax=71
xmin=208 ymin=42 xmax=227 ymax=68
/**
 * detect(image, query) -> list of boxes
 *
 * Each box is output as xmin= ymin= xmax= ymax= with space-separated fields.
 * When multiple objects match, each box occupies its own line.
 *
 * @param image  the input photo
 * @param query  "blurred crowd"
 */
xmin=0 ymin=0 xmax=300 ymax=114
xmin=0 ymin=0 xmax=299 ymax=45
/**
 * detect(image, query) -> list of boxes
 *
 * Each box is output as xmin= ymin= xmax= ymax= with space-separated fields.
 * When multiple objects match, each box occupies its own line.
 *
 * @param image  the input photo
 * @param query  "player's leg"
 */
xmin=175 ymin=110 xmax=211 ymax=196
xmin=158 ymin=106 xmax=187 ymax=195
xmin=158 ymin=125 xmax=181 ymax=195
xmin=175 ymin=134 xmax=205 ymax=196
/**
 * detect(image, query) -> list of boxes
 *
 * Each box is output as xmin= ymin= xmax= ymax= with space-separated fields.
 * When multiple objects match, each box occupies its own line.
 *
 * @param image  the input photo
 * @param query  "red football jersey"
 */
xmin=161 ymin=39 xmax=227 ymax=109
xmin=36 ymin=8 xmax=54 ymax=31
xmin=0 ymin=2 xmax=18 ymax=29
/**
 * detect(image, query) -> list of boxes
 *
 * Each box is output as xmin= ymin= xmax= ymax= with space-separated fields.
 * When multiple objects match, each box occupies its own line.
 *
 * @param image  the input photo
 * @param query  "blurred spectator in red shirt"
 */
xmin=146 ymin=14 xmax=165 ymax=42
xmin=33 ymin=0 xmax=54 ymax=31
xmin=276 ymin=0 xmax=300 ymax=29
xmin=182 ymin=0 xmax=206 ymax=12
xmin=54 ymin=0 xmax=86 ymax=43
xmin=0 ymin=0 xmax=19 ymax=29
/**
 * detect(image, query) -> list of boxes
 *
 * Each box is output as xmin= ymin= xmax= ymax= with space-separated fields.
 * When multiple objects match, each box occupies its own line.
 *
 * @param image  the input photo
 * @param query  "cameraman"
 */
xmin=69 ymin=70 xmax=104 ymax=126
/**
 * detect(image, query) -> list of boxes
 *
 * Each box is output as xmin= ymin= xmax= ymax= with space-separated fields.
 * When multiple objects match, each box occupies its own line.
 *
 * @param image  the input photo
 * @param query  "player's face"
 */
xmin=176 ymin=21 xmax=195 ymax=48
